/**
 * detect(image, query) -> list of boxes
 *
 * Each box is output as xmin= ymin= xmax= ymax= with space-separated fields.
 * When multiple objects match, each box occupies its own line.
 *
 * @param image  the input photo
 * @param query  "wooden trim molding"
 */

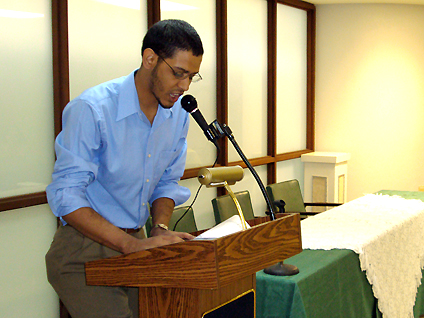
xmin=147 ymin=0 xmax=160 ymax=27
xmin=216 ymin=0 xmax=229 ymax=168
xmin=267 ymin=0 xmax=278 ymax=185
xmin=229 ymin=156 xmax=276 ymax=169
xmin=275 ymin=149 xmax=313 ymax=162
xmin=0 ymin=192 xmax=47 ymax=213
xmin=52 ymin=0 xmax=69 ymax=137
xmin=216 ymin=0 xmax=228 ymax=197
xmin=306 ymin=7 xmax=316 ymax=150
xmin=278 ymin=0 xmax=315 ymax=10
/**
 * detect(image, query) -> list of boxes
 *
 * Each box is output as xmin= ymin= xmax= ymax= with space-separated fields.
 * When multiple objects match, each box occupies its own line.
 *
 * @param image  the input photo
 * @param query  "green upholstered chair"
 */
xmin=145 ymin=206 xmax=197 ymax=236
xmin=266 ymin=179 xmax=341 ymax=218
xmin=211 ymin=190 xmax=255 ymax=224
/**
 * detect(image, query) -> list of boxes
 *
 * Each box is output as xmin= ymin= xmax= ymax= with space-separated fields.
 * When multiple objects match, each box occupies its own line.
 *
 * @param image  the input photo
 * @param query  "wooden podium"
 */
xmin=85 ymin=213 xmax=302 ymax=317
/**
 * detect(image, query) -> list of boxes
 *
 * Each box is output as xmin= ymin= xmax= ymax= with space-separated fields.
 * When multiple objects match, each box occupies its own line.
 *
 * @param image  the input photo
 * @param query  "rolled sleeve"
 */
xmin=46 ymin=100 xmax=102 ymax=221
xmin=46 ymin=172 xmax=94 ymax=220
xmin=150 ymin=181 xmax=191 ymax=207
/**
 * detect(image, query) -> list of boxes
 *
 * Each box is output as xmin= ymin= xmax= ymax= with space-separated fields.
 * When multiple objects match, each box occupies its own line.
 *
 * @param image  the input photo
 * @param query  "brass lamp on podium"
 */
xmin=197 ymin=166 xmax=248 ymax=230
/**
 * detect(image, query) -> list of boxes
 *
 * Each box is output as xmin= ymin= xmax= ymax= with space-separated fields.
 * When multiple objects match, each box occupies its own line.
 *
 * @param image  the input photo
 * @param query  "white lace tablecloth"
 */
xmin=301 ymin=194 xmax=424 ymax=318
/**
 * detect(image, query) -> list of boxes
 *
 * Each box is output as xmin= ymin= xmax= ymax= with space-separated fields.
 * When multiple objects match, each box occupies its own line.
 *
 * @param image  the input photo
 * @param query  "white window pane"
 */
xmin=227 ymin=0 xmax=268 ymax=162
xmin=276 ymin=158 xmax=304 ymax=196
xmin=276 ymin=4 xmax=307 ymax=153
xmin=68 ymin=0 xmax=147 ymax=99
xmin=161 ymin=0 xmax=217 ymax=168
xmin=0 ymin=0 xmax=54 ymax=197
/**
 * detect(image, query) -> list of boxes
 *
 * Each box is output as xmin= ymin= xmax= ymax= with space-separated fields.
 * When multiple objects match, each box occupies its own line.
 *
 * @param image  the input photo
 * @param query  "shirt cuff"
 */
xmin=150 ymin=183 xmax=191 ymax=207
xmin=48 ymin=187 xmax=92 ymax=222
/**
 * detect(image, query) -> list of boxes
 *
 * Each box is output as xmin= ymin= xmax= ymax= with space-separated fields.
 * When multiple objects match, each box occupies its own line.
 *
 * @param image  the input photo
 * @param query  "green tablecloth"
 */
xmin=256 ymin=190 xmax=424 ymax=318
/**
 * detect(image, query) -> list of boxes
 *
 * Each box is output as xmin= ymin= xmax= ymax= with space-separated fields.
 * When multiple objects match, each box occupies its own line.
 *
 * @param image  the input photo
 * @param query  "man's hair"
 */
xmin=141 ymin=19 xmax=204 ymax=59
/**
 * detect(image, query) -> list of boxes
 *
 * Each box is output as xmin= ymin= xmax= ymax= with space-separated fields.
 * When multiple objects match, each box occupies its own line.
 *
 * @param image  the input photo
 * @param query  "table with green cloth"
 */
xmin=256 ymin=190 xmax=424 ymax=318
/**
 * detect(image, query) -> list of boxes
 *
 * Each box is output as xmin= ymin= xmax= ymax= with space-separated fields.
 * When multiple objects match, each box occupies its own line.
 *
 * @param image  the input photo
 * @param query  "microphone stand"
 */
xmin=208 ymin=121 xmax=299 ymax=276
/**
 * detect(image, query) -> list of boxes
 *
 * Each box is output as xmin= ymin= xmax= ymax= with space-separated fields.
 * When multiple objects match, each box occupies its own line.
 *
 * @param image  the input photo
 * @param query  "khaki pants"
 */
xmin=46 ymin=225 xmax=145 ymax=318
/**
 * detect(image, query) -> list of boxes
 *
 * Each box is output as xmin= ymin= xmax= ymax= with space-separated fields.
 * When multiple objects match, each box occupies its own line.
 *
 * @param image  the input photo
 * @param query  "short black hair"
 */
xmin=141 ymin=19 xmax=204 ymax=59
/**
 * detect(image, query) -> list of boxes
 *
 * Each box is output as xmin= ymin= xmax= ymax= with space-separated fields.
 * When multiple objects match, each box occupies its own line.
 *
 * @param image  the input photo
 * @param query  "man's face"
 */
xmin=149 ymin=50 xmax=202 ymax=109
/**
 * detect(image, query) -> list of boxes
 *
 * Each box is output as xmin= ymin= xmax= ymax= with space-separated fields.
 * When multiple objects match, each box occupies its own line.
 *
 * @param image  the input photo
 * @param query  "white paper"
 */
xmin=194 ymin=215 xmax=250 ymax=240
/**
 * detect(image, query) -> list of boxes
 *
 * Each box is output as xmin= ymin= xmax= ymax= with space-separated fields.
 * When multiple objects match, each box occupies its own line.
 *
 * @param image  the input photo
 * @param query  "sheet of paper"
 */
xmin=194 ymin=215 xmax=250 ymax=240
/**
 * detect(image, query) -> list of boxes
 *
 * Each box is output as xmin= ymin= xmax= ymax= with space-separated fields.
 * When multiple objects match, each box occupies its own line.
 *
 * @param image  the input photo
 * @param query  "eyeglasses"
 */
xmin=157 ymin=54 xmax=202 ymax=83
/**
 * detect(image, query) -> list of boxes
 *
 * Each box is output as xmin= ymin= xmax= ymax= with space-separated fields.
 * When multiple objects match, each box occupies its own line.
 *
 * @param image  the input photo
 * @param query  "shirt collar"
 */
xmin=116 ymin=69 xmax=174 ymax=122
xmin=116 ymin=69 xmax=141 ymax=121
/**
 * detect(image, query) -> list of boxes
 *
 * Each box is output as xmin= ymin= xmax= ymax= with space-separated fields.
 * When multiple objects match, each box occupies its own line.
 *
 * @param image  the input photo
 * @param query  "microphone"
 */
xmin=181 ymin=95 xmax=218 ymax=145
xmin=197 ymin=166 xmax=244 ymax=187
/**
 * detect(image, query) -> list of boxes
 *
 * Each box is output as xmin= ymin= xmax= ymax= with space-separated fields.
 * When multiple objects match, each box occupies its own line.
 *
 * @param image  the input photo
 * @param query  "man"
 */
xmin=45 ymin=19 xmax=203 ymax=317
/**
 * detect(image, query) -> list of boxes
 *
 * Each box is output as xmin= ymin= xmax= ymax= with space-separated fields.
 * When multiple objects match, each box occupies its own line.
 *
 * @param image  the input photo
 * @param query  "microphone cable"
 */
xmin=172 ymin=145 xmax=220 ymax=231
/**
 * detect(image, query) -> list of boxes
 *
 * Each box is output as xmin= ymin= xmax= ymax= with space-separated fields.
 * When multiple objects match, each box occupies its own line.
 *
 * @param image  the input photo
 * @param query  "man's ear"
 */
xmin=142 ymin=48 xmax=158 ymax=70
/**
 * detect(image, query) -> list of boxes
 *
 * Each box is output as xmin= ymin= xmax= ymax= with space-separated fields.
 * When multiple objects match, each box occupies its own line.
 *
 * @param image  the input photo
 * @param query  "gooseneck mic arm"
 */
xmin=214 ymin=122 xmax=276 ymax=220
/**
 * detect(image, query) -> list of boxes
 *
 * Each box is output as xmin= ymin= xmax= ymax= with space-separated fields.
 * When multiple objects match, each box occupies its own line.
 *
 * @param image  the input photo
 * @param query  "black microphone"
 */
xmin=181 ymin=95 xmax=218 ymax=146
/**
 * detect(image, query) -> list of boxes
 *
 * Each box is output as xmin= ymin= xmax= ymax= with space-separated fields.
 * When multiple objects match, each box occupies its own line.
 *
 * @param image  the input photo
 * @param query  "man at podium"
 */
xmin=45 ymin=19 xmax=203 ymax=318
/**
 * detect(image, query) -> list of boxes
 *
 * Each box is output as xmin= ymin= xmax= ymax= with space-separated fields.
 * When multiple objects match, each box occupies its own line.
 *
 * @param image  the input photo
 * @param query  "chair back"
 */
xmin=266 ymin=180 xmax=306 ymax=213
xmin=170 ymin=206 xmax=197 ymax=232
xmin=211 ymin=190 xmax=255 ymax=223
xmin=145 ymin=206 xmax=197 ymax=237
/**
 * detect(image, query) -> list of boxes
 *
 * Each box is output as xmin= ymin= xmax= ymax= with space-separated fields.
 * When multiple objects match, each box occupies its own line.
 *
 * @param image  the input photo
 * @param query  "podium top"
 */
xmin=85 ymin=213 xmax=301 ymax=290
xmin=301 ymin=151 xmax=351 ymax=164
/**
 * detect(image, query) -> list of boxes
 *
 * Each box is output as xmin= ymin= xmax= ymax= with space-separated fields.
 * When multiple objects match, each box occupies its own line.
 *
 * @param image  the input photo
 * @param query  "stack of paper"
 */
xmin=194 ymin=215 xmax=250 ymax=240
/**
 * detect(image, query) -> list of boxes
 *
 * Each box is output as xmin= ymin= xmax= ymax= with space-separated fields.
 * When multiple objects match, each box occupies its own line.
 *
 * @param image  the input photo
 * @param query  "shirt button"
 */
xmin=142 ymin=203 xmax=146 ymax=206
xmin=146 ymin=179 xmax=149 ymax=183
xmin=148 ymin=154 xmax=151 ymax=158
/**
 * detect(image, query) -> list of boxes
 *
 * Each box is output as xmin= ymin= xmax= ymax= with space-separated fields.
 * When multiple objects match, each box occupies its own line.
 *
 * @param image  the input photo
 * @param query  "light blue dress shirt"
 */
xmin=46 ymin=70 xmax=191 ymax=229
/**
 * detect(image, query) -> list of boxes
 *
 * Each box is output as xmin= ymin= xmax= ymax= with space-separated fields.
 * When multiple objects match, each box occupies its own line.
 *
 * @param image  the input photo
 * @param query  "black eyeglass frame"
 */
xmin=156 ymin=54 xmax=202 ymax=83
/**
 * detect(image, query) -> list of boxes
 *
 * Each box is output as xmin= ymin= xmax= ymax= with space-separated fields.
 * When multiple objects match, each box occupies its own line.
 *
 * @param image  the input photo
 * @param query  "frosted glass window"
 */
xmin=161 ymin=0 xmax=217 ymax=168
xmin=0 ymin=0 xmax=54 ymax=198
xmin=276 ymin=158 xmax=304 ymax=194
xmin=68 ymin=0 xmax=147 ymax=99
xmin=276 ymin=4 xmax=307 ymax=153
xmin=230 ymin=166 xmax=268 ymax=217
xmin=227 ymin=0 xmax=268 ymax=162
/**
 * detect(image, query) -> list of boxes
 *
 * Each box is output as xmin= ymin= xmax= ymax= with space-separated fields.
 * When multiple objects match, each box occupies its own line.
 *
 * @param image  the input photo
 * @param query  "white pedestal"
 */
xmin=301 ymin=152 xmax=350 ymax=212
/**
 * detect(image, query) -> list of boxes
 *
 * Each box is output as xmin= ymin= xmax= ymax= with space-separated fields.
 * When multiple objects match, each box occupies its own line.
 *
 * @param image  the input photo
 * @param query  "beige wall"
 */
xmin=315 ymin=4 xmax=424 ymax=201
xmin=0 ymin=205 xmax=58 ymax=317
